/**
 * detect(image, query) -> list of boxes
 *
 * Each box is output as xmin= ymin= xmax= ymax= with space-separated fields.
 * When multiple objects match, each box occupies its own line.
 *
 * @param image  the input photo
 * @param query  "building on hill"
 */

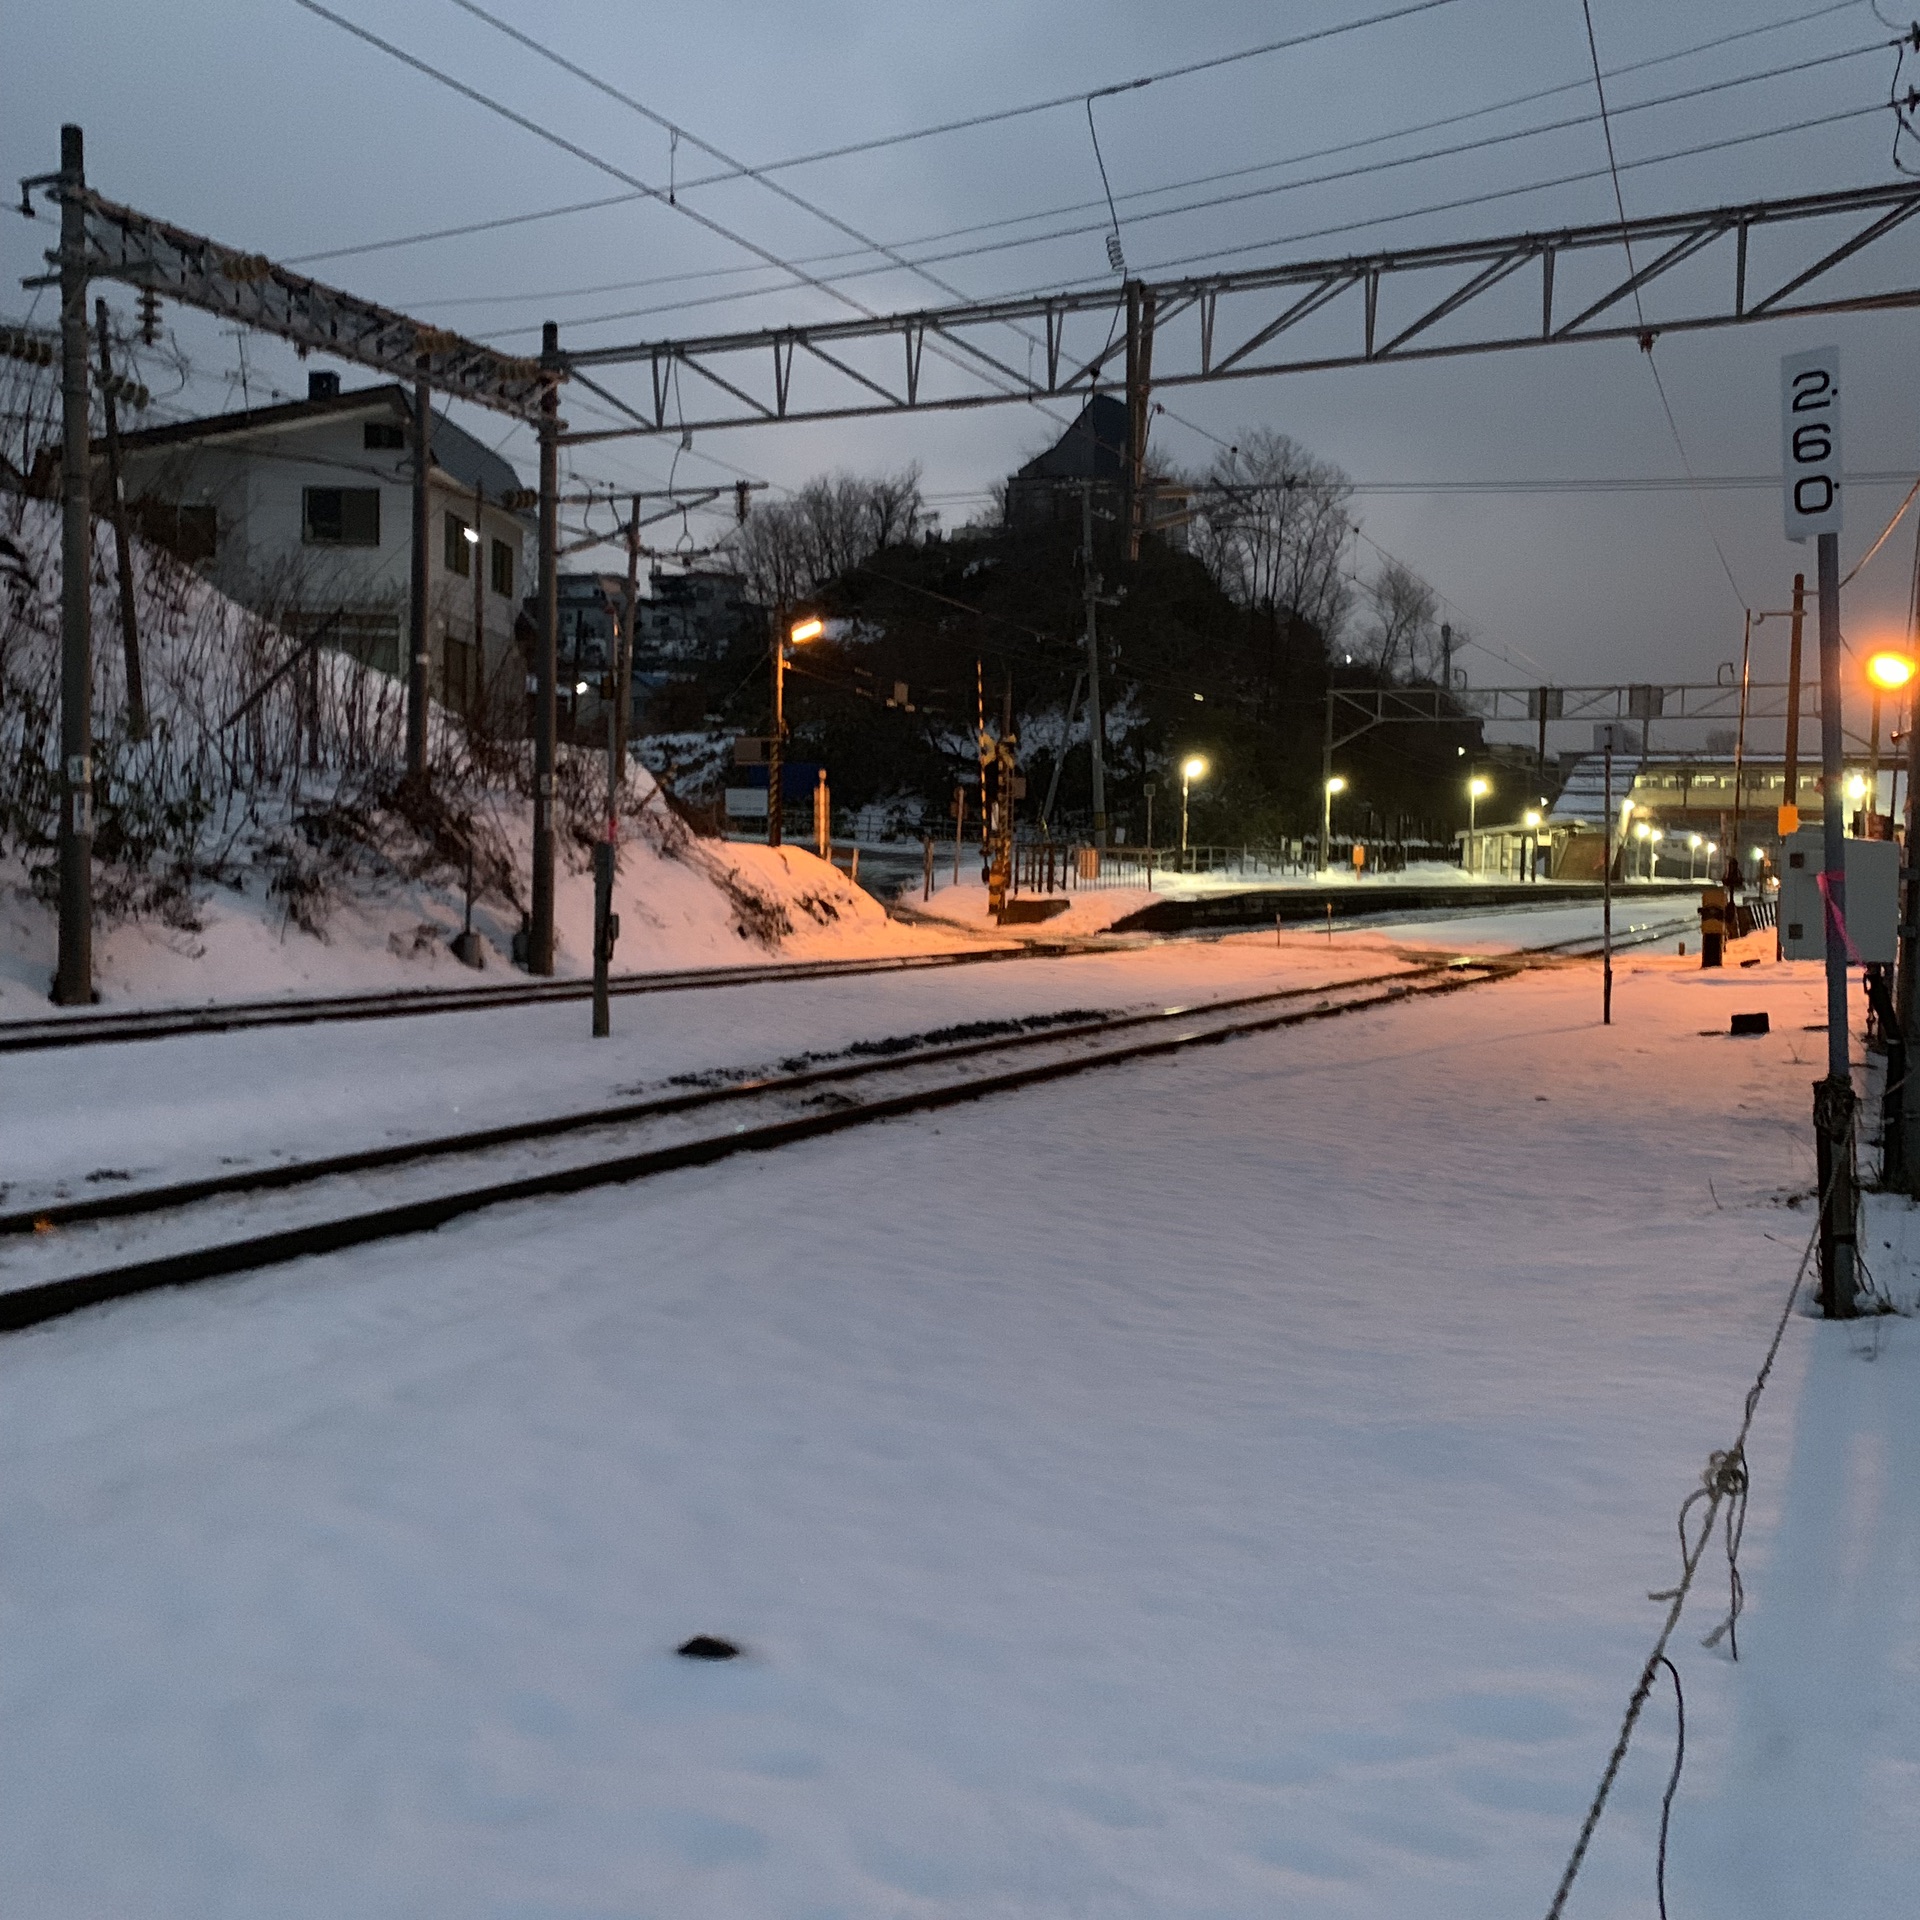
xmin=636 ymin=567 xmax=762 ymax=671
xmin=1003 ymin=394 xmax=1189 ymax=547
xmin=88 ymin=372 xmax=532 ymax=720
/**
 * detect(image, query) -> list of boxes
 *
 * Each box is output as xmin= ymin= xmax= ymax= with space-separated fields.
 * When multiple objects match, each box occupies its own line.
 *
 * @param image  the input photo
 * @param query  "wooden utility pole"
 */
xmin=93 ymin=298 xmax=145 ymax=741
xmin=470 ymin=479 xmax=485 ymax=721
xmin=767 ymin=605 xmax=785 ymax=850
xmin=1896 ymin=548 xmax=1920 ymax=1187
xmin=407 ymin=363 xmax=431 ymax=781
xmin=1123 ymin=280 xmax=1156 ymax=561
xmin=1081 ymin=481 xmax=1108 ymax=847
xmin=1781 ymin=572 xmax=1806 ymax=833
xmin=54 ymin=124 xmax=93 ymax=1006
xmin=618 ymin=493 xmax=641 ymax=779
xmin=529 ymin=322 xmax=560 ymax=974
xmin=1602 ymin=732 xmax=1614 ymax=1025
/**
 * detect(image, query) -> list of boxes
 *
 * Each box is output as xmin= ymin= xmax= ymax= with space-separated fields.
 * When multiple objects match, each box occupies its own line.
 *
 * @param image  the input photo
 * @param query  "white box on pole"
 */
xmin=1779 ymin=829 xmax=1896 ymax=963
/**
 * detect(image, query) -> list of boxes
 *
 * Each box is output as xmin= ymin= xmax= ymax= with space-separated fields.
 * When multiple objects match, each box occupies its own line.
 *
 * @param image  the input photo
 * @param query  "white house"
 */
xmin=110 ymin=372 xmax=532 ymax=718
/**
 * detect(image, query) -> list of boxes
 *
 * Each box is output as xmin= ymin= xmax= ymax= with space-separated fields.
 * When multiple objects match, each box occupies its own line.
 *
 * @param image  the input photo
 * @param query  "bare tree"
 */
xmin=733 ymin=464 xmax=924 ymax=604
xmin=1360 ymin=556 xmax=1439 ymax=680
xmin=1190 ymin=430 xmax=1355 ymax=641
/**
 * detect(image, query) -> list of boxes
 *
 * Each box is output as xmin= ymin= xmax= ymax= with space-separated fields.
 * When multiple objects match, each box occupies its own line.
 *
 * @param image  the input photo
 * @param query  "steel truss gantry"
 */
xmin=556 ymin=181 xmax=1920 ymax=445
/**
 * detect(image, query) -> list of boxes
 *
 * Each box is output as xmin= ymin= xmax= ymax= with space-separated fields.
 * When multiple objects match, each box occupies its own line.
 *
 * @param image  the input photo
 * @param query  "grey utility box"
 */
xmin=1779 ymin=829 xmax=1900 ymax=963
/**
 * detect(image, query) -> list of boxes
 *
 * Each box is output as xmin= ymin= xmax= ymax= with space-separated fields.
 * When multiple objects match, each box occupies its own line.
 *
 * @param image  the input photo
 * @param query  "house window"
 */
xmin=444 ymin=511 xmax=473 ymax=576
xmin=303 ymin=487 xmax=380 ymax=546
xmin=363 ymin=420 xmax=406 ymax=451
xmin=490 ymin=537 xmax=515 ymax=597
xmin=129 ymin=498 xmax=218 ymax=564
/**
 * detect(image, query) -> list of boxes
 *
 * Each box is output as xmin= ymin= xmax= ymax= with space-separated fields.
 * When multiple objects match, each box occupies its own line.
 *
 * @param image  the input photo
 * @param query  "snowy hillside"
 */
xmin=0 ymin=495 xmax=943 ymax=1010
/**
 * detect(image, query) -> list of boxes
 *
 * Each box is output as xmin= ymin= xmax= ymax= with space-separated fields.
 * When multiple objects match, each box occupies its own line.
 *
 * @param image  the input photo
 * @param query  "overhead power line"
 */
xmin=415 ymin=29 xmax=1891 ymax=327
xmin=285 ymin=0 xmax=1865 ymax=273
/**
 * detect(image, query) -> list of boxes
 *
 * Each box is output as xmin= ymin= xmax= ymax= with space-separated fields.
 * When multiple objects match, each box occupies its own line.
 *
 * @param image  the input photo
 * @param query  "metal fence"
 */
xmin=1009 ymin=839 xmax=1461 ymax=894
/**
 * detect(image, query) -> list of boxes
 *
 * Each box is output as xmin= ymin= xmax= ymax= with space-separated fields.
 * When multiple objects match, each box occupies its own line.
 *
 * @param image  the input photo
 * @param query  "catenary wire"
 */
xmin=423 ymin=31 xmax=1893 ymax=328
xmin=287 ymin=0 xmax=1861 ymax=273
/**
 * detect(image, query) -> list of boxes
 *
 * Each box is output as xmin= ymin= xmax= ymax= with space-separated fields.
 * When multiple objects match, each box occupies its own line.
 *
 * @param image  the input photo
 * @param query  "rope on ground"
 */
xmin=1541 ymin=1202 xmax=1820 ymax=1920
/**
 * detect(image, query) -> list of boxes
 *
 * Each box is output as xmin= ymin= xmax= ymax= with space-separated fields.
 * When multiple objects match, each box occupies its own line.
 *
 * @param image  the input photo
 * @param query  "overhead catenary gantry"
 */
xmin=21 ymin=125 xmax=569 ymax=1001
xmin=553 ymin=181 xmax=1920 ymax=444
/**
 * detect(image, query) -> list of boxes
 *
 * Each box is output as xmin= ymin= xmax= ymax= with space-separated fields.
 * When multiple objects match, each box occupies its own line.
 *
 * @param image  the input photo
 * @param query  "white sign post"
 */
xmin=1782 ymin=343 xmax=1857 ymax=1315
xmin=1780 ymin=344 xmax=1842 ymax=542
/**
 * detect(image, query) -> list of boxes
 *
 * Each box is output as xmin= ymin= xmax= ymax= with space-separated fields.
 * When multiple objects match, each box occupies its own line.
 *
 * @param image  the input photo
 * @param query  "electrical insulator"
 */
xmin=137 ymin=286 xmax=160 ymax=345
xmin=1105 ymin=231 xmax=1126 ymax=274
xmin=734 ymin=479 xmax=750 ymax=524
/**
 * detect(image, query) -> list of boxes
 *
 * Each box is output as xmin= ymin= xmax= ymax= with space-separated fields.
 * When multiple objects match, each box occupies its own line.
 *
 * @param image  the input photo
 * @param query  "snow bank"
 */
xmin=0 ymin=497 xmax=944 ymax=1011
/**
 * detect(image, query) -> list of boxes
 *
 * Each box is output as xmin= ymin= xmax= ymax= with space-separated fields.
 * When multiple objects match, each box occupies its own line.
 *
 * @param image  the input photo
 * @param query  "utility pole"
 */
xmin=1727 ymin=608 xmax=1752 ymax=898
xmin=1319 ymin=690 xmax=1334 ymax=873
xmin=1081 ymin=482 xmax=1108 ymax=847
xmin=1441 ymin=621 xmax=1454 ymax=692
xmin=1123 ymin=280 xmax=1156 ymax=561
xmin=470 ymin=479 xmax=485 ymax=721
xmin=1782 ymin=345 xmax=1856 ymax=1314
xmin=54 ymin=124 xmax=93 ymax=1007
xmin=1814 ymin=529 xmax=1858 ymax=1315
xmin=93 ymin=298 xmax=145 ymax=741
xmin=768 ymin=605 xmax=785 ymax=850
xmin=529 ymin=322 xmax=560 ymax=975
xmin=618 ymin=492 xmax=641 ymax=778
xmin=1781 ymin=573 xmax=1806 ymax=834
xmin=407 ymin=362 xmax=431 ymax=782
xmin=1602 ymin=733 xmax=1614 ymax=1025
xmin=1897 ymin=555 xmax=1920 ymax=1188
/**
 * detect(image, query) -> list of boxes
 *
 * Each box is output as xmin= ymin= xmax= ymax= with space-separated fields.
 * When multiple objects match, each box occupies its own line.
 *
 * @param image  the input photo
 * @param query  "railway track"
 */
xmin=0 ymin=941 xmax=1060 ymax=1054
xmin=0 ymin=956 xmax=1510 ymax=1335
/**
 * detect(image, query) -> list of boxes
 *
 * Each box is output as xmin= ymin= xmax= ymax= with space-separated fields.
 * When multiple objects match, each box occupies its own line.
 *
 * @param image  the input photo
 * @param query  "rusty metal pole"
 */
xmin=53 ymin=125 xmax=94 ymax=1007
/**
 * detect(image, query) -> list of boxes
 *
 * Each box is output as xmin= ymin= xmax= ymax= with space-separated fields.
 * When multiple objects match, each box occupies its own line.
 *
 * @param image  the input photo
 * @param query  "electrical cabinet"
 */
xmin=1778 ymin=829 xmax=1899 ymax=963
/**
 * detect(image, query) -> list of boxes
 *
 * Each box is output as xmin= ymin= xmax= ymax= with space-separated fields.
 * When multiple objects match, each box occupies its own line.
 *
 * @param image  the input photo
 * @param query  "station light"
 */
xmin=1325 ymin=775 xmax=1347 ymax=794
xmin=1866 ymin=649 xmax=1916 ymax=691
xmin=1182 ymin=755 xmax=1208 ymax=781
xmin=1468 ymin=776 xmax=1491 ymax=798
xmin=1846 ymin=773 xmax=1870 ymax=802
xmin=789 ymin=615 xmax=824 ymax=645
xmin=1522 ymin=809 xmax=1542 ymax=828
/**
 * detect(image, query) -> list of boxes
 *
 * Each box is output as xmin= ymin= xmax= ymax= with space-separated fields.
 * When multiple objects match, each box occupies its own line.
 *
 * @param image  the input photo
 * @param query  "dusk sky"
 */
xmin=7 ymin=0 xmax=1920 ymax=698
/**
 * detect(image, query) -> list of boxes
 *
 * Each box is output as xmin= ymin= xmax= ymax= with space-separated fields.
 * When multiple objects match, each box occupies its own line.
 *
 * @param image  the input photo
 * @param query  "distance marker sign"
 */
xmin=1781 ymin=345 xmax=1842 ymax=542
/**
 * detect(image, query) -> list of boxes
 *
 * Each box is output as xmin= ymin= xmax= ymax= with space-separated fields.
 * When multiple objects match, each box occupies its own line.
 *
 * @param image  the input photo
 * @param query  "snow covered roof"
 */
xmin=112 ymin=383 xmax=530 ymax=515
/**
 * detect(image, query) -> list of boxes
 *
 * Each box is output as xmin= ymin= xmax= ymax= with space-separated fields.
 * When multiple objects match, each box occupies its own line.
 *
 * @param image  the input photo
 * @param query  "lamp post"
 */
xmin=1467 ymin=775 xmax=1490 ymax=872
xmin=1180 ymin=755 xmax=1207 ymax=861
xmin=769 ymin=613 xmax=822 ymax=848
xmin=1866 ymin=650 xmax=1915 ymax=833
xmin=1522 ymin=808 xmax=1541 ymax=883
xmin=1322 ymin=775 xmax=1346 ymax=873
xmin=1689 ymin=831 xmax=1702 ymax=881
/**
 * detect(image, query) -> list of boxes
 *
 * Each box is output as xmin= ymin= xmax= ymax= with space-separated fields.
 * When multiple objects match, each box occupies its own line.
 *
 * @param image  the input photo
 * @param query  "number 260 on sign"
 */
xmin=1780 ymin=345 xmax=1842 ymax=542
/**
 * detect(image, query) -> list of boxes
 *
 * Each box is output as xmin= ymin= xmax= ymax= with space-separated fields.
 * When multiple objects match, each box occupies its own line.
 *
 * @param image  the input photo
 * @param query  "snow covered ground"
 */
xmin=2 ymin=926 xmax=1913 ymax=1917
xmin=912 ymin=870 xmax=1678 ymax=940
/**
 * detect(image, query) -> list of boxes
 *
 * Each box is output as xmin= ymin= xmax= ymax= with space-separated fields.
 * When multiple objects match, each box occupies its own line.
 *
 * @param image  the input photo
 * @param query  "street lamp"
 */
xmin=1466 ymin=775 xmax=1491 ymax=871
xmin=1180 ymin=755 xmax=1207 ymax=859
xmin=769 ymin=613 xmax=824 ymax=848
xmin=1688 ymin=831 xmax=1702 ymax=881
xmin=1522 ymin=808 xmax=1542 ymax=884
xmin=1864 ymin=649 xmax=1915 ymax=831
xmin=1321 ymin=775 xmax=1346 ymax=873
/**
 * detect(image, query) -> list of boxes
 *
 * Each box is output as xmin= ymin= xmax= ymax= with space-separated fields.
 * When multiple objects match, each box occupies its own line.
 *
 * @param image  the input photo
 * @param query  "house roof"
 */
xmin=1013 ymin=394 xmax=1130 ymax=485
xmin=113 ymin=383 xmax=530 ymax=514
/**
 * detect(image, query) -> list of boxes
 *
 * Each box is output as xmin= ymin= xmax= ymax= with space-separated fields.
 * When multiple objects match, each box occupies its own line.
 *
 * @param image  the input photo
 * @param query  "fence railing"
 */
xmin=1007 ymin=839 xmax=1462 ymax=894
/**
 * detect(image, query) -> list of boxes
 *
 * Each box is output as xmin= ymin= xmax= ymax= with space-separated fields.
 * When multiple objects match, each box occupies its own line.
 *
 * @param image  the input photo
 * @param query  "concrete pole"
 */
xmin=768 ymin=606 xmax=784 ymax=850
xmin=471 ymin=479 xmax=484 ymax=720
xmin=1814 ymin=529 xmax=1858 ymax=1316
xmin=407 ymin=365 xmax=431 ymax=781
xmin=618 ymin=494 xmax=640 ymax=779
xmin=54 ymin=124 xmax=94 ymax=1007
xmin=1896 ymin=574 xmax=1920 ymax=1189
xmin=1319 ymin=689 xmax=1334 ymax=874
xmin=529 ymin=323 xmax=560 ymax=974
xmin=1081 ymin=481 xmax=1108 ymax=847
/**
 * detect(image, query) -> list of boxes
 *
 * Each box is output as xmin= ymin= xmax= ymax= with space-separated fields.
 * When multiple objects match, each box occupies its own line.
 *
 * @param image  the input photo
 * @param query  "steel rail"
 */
xmin=0 ymin=941 xmax=1061 ymax=1054
xmin=0 ymin=964 xmax=1447 ymax=1240
xmin=0 ymin=961 xmax=1503 ymax=1335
